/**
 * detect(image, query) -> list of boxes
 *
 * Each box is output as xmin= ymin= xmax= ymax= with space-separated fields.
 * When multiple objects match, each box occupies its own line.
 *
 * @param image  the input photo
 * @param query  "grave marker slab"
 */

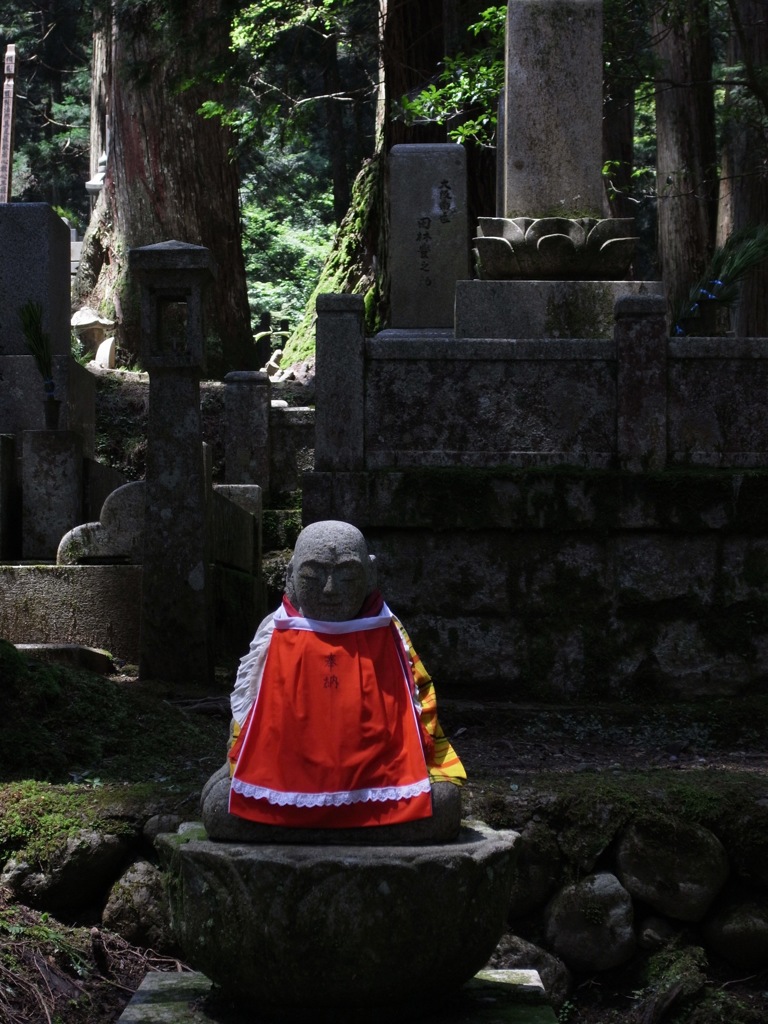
xmin=389 ymin=144 xmax=469 ymax=328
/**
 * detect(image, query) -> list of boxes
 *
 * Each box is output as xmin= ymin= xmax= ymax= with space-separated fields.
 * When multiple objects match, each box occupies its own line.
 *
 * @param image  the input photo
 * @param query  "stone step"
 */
xmin=116 ymin=969 xmax=557 ymax=1024
xmin=15 ymin=642 xmax=113 ymax=674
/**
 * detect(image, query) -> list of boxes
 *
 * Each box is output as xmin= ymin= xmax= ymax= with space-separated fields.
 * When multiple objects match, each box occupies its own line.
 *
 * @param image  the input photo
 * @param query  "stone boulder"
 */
xmin=544 ymin=872 xmax=636 ymax=973
xmin=704 ymin=890 xmax=768 ymax=970
xmin=718 ymin=803 xmax=768 ymax=890
xmin=157 ymin=821 xmax=517 ymax=1015
xmin=508 ymin=820 xmax=564 ymax=918
xmin=488 ymin=932 xmax=572 ymax=1010
xmin=615 ymin=818 xmax=728 ymax=921
xmin=1 ymin=829 xmax=133 ymax=918
xmin=102 ymin=859 xmax=175 ymax=952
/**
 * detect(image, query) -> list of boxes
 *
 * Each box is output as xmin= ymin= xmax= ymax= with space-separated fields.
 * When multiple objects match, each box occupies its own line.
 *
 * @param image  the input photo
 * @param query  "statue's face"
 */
xmin=291 ymin=522 xmax=372 ymax=621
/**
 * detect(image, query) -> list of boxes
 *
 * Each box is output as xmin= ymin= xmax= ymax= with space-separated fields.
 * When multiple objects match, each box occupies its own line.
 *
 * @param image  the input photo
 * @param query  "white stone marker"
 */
xmin=503 ymin=0 xmax=603 ymax=218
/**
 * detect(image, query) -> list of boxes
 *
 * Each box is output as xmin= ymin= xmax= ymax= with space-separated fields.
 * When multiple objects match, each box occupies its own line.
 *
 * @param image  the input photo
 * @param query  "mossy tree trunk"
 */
xmin=73 ymin=0 xmax=256 ymax=376
xmin=285 ymin=0 xmax=480 ymax=363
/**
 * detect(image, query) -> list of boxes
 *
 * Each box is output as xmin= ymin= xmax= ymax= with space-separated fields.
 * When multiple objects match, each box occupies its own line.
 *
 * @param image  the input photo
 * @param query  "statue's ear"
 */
xmin=284 ymin=557 xmax=296 ymax=601
xmin=367 ymin=554 xmax=378 ymax=592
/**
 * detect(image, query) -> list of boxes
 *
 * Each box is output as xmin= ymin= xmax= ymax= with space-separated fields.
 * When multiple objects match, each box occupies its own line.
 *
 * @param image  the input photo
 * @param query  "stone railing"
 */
xmin=312 ymin=293 xmax=768 ymax=474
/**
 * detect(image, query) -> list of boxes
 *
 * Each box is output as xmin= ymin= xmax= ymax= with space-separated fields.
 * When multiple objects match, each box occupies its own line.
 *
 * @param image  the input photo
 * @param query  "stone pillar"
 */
xmin=615 ymin=294 xmax=668 ymax=471
xmin=130 ymin=241 xmax=214 ymax=685
xmin=0 ymin=434 xmax=14 ymax=559
xmin=314 ymin=294 xmax=365 ymax=472
xmin=21 ymin=431 xmax=83 ymax=559
xmin=389 ymin=144 xmax=469 ymax=328
xmin=224 ymin=370 xmax=271 ymax=494
xmin=1 ymin=44 xmax=16 ymax=203
xmin=504 ymin=0 xmax=603 ymax=218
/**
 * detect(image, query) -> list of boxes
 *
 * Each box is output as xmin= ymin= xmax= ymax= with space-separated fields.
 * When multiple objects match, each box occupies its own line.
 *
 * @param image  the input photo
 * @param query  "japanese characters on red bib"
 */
xmin=228 ymin=595 xmax=434 ymax=827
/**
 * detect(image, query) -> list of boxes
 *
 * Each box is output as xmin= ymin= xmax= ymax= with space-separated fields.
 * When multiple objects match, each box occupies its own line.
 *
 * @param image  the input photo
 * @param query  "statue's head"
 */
xmin=286 ymin=520 xmax=377 ymax=621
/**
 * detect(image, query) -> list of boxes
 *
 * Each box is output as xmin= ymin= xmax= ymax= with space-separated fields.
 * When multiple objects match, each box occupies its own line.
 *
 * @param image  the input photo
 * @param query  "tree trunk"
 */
xmin=74 ymin=0 xmax=255 ymax=375
xmin=717 ymin=0 xmax=768 ymax=335
xmin=603 ymin=75 xmax=635 ymax=219
xmin=322 ymin=32 xmax=351 ymax=225
xmin=652 ymin=0 xmax=718 ymax=325
xmin=288 ymin=0 xmax=492 ymax=360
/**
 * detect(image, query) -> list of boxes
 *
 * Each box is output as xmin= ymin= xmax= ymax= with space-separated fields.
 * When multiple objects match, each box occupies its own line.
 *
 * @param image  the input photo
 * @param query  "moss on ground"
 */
xmin=0 ymin=639 xmax=226 ymax=789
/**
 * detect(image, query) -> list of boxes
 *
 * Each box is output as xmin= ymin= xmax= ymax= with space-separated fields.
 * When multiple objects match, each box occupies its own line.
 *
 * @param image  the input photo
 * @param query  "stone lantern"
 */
xmin=130 ymin=240 xmax=215 ymax=685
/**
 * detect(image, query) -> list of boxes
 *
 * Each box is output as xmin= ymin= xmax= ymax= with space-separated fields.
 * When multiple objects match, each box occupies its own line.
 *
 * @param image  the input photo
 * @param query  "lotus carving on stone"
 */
xmin=473 ymin=216 xmax=637 ymax=280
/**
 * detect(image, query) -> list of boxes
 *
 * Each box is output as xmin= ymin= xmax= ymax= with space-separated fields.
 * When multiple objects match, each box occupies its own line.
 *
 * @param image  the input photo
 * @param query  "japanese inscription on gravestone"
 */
xmin=390 ymin=144 xmax=468 ymax=329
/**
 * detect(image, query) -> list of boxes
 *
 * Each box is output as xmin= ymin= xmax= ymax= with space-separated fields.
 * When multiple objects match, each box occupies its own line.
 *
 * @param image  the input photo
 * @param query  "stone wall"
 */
xmin=304 ymin=294 xmax=768 ymax=700
xmin=305 ymin=467 xmax=768 ymax=699
xmin=485 ymin=762 xmax=768 ymax=979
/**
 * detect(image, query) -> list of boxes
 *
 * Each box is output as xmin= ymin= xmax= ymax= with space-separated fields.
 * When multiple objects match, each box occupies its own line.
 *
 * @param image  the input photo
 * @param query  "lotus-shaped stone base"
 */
xmin=157 ymin=822 xmax=518 ymax=1017
xmin=474 ymin=216 xmax=637 ymax=280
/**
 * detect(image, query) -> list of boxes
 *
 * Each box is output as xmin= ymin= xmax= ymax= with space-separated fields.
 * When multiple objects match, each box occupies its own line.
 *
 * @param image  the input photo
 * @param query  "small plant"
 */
xmin=675 ymin=225 xmax=768 ymax=334
xmin=18 ymin=300 xmax=54 ymax=396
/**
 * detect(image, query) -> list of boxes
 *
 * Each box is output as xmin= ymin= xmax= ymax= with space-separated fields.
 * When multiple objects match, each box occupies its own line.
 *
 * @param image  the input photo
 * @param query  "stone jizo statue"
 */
xmin=202 ymin=520 xmax=465 ymax=842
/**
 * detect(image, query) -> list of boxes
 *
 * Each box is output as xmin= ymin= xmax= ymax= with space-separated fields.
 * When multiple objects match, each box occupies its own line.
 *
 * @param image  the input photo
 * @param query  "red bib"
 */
xmin=229 ymin=604 xmax=433 ymax=828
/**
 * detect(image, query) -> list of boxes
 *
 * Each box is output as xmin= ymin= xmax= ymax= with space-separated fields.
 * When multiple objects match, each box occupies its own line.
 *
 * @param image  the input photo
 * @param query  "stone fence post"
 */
xmin=314 ymin=294 xmax=365 ymax=472
xmin=615 ymin=294 xmax=668 ymax=471
xmin=130 ymin=240 xmax=214 ymax=685
xmin=224 ymin=370 xmax=271 ymax=495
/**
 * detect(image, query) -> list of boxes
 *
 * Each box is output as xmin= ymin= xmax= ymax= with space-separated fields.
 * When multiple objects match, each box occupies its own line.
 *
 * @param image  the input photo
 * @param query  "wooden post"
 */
xmin=1 ymin=44 xmax=16 ymax=203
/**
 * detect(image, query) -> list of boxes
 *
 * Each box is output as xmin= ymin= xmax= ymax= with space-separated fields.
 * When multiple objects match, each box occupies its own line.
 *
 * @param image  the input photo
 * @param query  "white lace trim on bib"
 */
xmin=230 ymin=776 xmax=431 ymax=808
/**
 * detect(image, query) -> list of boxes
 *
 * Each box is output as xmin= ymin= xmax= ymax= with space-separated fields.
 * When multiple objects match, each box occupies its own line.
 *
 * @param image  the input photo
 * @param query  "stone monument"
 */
xmin=389 ymin=143 xmax=469 ymax=329
xmin=130 ymin=240 xmax=214 ymax=685
xmin=158 ymin=521 xmax=518 ymax=1018
xmin=455 ymin=0 xmax=659 ymax=339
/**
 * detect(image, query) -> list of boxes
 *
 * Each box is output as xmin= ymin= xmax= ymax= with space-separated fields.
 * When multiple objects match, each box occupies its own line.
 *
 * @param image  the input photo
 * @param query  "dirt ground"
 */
xmin=3 ymin=679 xmax=768 ymax=1024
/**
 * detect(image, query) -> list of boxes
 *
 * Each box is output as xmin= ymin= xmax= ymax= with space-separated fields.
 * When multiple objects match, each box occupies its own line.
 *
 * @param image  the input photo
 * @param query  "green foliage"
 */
xmin=281 ymin=152 xmax=381 ymax=364
xmin=240 ymin=138 xmax=335 ymax=334
xmin=230 ymin=0 xmax=376 ymax=153
xmin=18 ymin=301 xmax=53 ymax=392
xmin=0 ymin=1 xmax=92 ymax=228
xmin=398 ymin=6 xmax=505 ymax=147
xmin=0 ymin=779 xmax=128 ymax=869
xmin=675 ymin=224 xmax=768 ymax=332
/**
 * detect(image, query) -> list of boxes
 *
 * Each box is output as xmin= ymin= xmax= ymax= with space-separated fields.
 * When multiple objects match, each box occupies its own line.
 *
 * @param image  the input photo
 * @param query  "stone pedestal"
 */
xmin=314 ymin=294 xmax=365 ymax=471
xmin=616 ymin=294 xmax=668 ymax=470
xmin=0 ymin=433 xmax=15 ymax=559
xmin=117 ymin=968 xmax=556 ymax=1024
xmin=21 ymin=431 xmax=83 ymax=559
xmin=455 ymin=280 xmax=663 ymax=340
xmin=157 ymin=822 xmax=518 ymax=1017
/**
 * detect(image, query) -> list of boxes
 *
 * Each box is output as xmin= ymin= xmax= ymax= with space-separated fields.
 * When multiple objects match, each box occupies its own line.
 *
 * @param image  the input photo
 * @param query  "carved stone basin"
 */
xmin=157 ymin=821 xmax=518 ymax=1019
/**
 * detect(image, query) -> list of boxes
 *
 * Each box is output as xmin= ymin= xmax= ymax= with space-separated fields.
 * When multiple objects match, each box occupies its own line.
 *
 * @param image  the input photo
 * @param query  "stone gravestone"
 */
xmin=389 ymin=143 xmax=469 ymax=329
xmin=130 ymin=241 xmax=214 ymax=685
xmin=455 ymin=0 xmax=660 ymax=339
